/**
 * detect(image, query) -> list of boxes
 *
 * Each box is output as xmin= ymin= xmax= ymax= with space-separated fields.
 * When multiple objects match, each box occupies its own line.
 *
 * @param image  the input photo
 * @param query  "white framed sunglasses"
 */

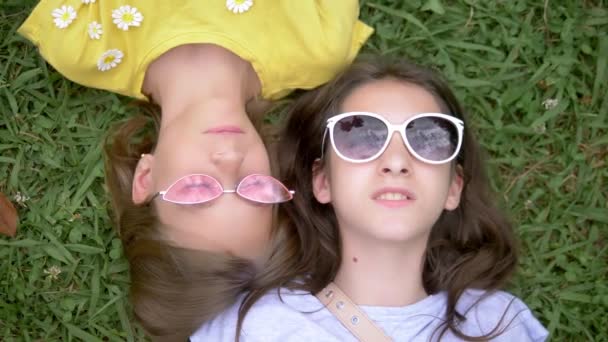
xmin=152 ymin=174 xmax=294 ymax=205
xmin=321 ymin=112 xmax=464 ymax=164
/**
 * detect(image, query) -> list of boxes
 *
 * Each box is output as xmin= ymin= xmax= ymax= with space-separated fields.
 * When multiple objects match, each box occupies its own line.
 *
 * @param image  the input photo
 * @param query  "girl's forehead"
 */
xmin=341 ymin=79 xmax=442 ymax=123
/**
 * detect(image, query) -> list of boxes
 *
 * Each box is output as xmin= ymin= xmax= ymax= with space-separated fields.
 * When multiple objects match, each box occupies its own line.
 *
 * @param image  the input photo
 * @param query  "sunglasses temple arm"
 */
xmin=147 ymin=191 xmax=163 ymax=204
xmin=320 ymin=127 xmax=329 ymax=160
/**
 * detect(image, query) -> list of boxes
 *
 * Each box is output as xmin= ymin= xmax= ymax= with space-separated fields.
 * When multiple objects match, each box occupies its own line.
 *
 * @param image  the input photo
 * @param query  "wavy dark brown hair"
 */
xmin=239 ymin=55 xmax=519 ymax=340
xmin=104 ymin=103 xmax=257 ymax=341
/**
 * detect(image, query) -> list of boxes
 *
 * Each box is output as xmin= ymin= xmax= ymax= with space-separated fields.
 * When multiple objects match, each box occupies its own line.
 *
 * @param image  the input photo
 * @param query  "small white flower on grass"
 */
xmin=68 ymin=213 xmax=81 ymax=222
xmin=533 ymin=123 xmax=546 ymax=134
xmin=82 ymin=0 xmax=96 ymax=3
xmin=13 ymin=192 xmax=30 ymax=205
xmin=112 ymin=5 xmax=143 ymax=31
xmin=52 ymin=5 xmax=77 ymax=29
xmin=97 ymin=49 xmax=124 ymax=71
xmin=226 ymin=0 xmax=253 ymax=14
xmin=87 ymin=21 xmax=103 ymax=40
xmin=542 ymin=98 xmax=559 ymax=110
xmin=44 ymin=265 xmax=62 ymax=281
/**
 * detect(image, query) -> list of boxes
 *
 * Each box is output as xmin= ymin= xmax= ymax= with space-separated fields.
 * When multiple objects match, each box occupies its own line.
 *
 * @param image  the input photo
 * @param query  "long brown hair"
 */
xmin=241 ymin=56 xmax=519 ymax=340
xmin=104 ymin=103 xmax=256 ymax=341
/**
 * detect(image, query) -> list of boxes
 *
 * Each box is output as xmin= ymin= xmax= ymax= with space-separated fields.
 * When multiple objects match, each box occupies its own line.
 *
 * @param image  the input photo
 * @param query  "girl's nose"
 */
xmin=211 ymin=150 xmax=245 ymax=175
xmin=377 ymin=132 xmax=412 ymax=175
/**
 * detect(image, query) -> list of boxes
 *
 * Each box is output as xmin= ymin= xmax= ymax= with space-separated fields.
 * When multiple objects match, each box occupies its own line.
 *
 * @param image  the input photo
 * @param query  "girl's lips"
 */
xmin=371 ymin=187 xmax=416 ymax=208
xmin=204 ymin=125 xmax=244 ymax=134
xmin=372 ymin=187 xmax=416 ymax=200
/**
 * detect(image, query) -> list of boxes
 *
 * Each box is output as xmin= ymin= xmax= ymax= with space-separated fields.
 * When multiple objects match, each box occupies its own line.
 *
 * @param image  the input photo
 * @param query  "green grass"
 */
xmin=1 ymin=0 xmax=607 ymax=340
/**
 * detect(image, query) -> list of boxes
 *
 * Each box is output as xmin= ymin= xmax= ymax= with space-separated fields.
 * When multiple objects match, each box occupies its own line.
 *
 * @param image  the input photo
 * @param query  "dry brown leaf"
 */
xmin=580 ymin=95 xmax=593 ymax=106
xmin=0 ymin=192 xmax=18 ymax=237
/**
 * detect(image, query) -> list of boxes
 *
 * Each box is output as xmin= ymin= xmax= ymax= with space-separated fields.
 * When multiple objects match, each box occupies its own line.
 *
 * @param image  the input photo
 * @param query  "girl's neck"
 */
xmin=143 ymin=44 xmax=261 ymax=124
xmin=333 ymin=233 xmax=429 ymax=307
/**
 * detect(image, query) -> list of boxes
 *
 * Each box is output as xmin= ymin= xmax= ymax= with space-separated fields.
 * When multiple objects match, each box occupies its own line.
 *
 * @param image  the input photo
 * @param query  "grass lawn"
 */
xmin=1 ymin=0 xmax=607 ymax=340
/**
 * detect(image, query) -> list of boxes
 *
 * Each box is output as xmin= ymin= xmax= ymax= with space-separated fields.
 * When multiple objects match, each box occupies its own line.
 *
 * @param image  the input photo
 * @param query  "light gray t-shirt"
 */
xmin=191 ymin=288 xmax=548 ymax=341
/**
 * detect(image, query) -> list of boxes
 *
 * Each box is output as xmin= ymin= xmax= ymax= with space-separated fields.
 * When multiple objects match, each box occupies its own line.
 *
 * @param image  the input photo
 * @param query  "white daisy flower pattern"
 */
xmin=52 ymin=5 xmax=77 ymax=29
xmin=226 ymin=0 xmax=253 ymax=14
xmin=87 ymin=21 xmax=103 ymax=40
xmin=97 ymin=49 xmax=124 ymax=71
xmin=112 ymin=5 xmax=144 ymax=31
xmin=81 ymin=0 xmax=96 ymax=4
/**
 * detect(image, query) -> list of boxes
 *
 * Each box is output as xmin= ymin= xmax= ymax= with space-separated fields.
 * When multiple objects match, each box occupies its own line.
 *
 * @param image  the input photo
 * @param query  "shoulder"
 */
xmin=189 ymin=292 xmax=243 ymax=342
xmin=191 ymin=288 xmax=338 ymax=342
xmin=240 ymin=288 xmax=338 ymax=340
xmin=456 ymin=289 xmax=549 ymax=341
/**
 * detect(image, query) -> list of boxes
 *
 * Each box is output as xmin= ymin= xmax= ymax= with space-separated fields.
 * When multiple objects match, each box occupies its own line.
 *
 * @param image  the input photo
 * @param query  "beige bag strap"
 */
xmin=316 ymin=282 xmax=392 ymax=342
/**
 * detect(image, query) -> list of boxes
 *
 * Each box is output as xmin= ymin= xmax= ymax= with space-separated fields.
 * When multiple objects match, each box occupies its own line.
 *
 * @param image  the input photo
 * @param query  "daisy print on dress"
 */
xmin=52 ymin=5 xmax=77 ymax=29
xmin=88 ymin=21 xmax=103 ymax=40
xmin=226 ymin=0 xmax=253 ymax=14
xmin=112 ymin=5 xmax=144 ymax=31
xmin=81 ymin=0 xmax=96 ymax=4
xmin=97 ymin=49 xmax=124 ymax=71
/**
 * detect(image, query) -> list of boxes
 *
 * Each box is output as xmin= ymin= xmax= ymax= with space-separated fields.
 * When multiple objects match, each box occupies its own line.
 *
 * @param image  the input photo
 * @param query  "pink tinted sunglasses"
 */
xmin=152 ymin=174 xmax=294 ymax=205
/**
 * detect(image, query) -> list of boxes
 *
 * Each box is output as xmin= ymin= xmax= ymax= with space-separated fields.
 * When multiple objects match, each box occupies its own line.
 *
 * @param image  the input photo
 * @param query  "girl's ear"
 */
xmin=132 ymin=154 xmax=155 ymax=205
xmin=312 ymin=159 xmax=331 ymax=204
xmin=444 ymin=165 xmax=464 ymax=210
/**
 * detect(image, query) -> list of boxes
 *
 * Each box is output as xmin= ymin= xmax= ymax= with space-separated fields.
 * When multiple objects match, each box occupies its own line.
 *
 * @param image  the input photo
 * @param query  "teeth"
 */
xmin=376 ymin=192 xmax=409 ymax=200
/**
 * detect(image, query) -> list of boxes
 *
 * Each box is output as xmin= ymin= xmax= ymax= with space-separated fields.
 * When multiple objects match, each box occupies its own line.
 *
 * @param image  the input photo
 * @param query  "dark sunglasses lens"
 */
xmin=333 ymin=115 xmax=388 ymax=160
xmin=163 ymin=174 xmax=222 ymax=203
xmin=237 ymin=175 xmax=293 ymax=204
xmin=406 ymin=116 xmax=458 ymax=162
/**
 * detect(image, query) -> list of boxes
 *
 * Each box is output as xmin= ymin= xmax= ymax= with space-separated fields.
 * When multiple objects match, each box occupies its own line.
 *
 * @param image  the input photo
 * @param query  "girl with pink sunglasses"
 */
xmin=191 ymin=56 xmax=548 ymax=341
xmin=18 ymin=1 xmax=372 ymax=339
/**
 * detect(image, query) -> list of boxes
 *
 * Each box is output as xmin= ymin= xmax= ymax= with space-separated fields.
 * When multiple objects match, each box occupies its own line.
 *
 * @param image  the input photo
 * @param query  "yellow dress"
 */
xmin=18 ymin=1 xmax=373 ymax=101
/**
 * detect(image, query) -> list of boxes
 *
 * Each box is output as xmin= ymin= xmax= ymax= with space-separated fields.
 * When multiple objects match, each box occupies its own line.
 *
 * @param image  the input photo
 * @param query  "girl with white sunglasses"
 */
xmin=192 ymin=56 xmax=548 ymax=341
